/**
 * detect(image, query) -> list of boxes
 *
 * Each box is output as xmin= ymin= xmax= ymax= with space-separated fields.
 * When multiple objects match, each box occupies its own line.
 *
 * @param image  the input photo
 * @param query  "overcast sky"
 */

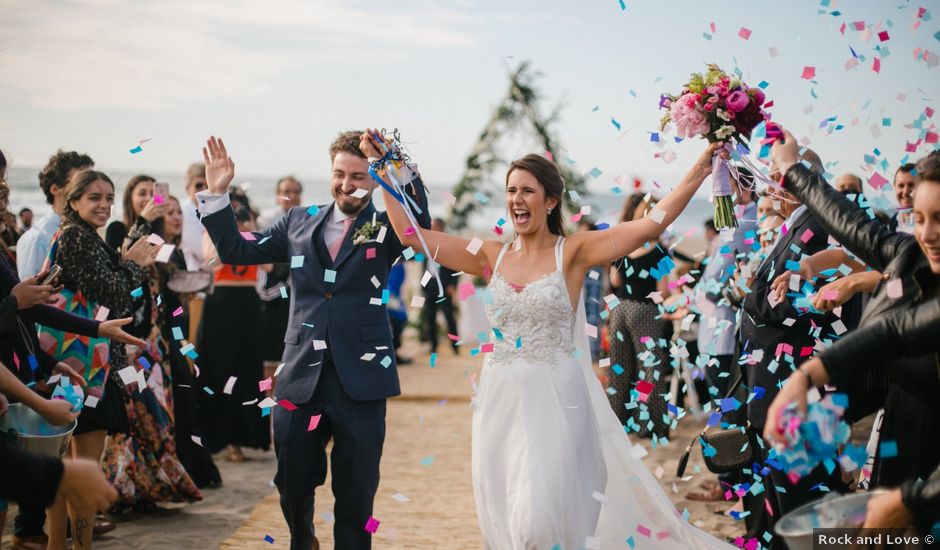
xmin=1 ymin=0 xmax=937 ymax=200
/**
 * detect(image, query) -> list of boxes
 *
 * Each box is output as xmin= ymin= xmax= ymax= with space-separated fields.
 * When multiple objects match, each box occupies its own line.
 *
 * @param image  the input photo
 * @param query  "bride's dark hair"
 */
xmin=506 ymin=154 xmax=566 ymax=236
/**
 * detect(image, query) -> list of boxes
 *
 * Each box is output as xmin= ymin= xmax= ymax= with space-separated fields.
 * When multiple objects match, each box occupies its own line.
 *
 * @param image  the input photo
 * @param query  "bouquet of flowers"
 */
xmin=659 ymin=64 xmax=768 ymax=228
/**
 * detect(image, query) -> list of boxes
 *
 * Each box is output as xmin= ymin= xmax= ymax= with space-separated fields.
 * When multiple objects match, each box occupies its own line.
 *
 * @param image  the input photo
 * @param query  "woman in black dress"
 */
xmin=606 ymin=193 xmax=674 ymax=439
xmin=158 ymin=196 xmax=222 ymax=487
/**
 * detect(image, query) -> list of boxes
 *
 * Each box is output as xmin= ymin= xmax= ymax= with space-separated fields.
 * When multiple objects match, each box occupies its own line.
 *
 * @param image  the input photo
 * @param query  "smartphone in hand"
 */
xmin=153 ymin=182 xmax=170 ymax=204
xmin=41 ymin=264 xmax=63 ymax=286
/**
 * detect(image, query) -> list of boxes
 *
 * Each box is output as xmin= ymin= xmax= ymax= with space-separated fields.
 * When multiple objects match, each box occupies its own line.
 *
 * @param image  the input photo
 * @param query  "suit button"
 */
xmin=325 ymin=292 xmax=333 ymax=299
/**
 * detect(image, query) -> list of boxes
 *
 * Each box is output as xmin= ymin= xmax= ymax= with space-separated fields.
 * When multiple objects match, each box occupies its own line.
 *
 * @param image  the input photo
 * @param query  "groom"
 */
xmin=198 ymin=132 xmax=430 ymax=550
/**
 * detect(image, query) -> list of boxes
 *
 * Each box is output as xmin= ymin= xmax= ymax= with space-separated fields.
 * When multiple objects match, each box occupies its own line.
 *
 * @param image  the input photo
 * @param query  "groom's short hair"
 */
xmin=329 ymin=131 xmax=366 ymax=162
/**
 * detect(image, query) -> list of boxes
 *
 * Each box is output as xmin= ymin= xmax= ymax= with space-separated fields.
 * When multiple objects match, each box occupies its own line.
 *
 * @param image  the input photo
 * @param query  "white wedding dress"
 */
xmin=472 ymin=237 xmax=732 ymax=550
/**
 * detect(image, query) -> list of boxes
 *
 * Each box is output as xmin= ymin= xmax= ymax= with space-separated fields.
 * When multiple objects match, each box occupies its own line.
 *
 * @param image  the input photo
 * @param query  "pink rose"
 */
xmin=751 ymin=88 xmax=766 ymax=106
xmin=725 ymin=90 xmax=750 ymax=113
xmin=670 ymin=94 xmax=710 ymax=138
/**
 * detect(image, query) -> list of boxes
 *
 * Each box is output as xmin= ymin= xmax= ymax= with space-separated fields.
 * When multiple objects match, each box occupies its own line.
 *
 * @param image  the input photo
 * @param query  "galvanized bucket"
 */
xmin=775 ymin=490 xmax=886 ymax=550
xmin=0 ymin=403 xmax=76 ymax=458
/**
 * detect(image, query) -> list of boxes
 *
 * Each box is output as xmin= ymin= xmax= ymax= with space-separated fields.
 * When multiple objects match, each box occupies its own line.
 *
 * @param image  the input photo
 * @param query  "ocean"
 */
xmin=4 ymin=165 xmax=715 ymax=243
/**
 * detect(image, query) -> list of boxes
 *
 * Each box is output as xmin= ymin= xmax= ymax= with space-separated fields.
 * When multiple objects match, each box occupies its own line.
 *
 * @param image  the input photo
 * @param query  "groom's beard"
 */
xmin=334 ymin=191 xmax=372 ymax=216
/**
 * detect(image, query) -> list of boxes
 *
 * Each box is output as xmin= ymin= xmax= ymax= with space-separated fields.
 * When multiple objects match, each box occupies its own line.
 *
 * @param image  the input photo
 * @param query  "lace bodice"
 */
xmin=484 ymin=239 xmax=575 ymax=364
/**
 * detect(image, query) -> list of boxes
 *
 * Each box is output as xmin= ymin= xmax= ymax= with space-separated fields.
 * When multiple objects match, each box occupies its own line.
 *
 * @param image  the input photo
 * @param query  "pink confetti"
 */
xmin=872 ymin=57 xmax=881 ymax=73
xmin=259 ymin=378 xmax=272 ymax=392
xmin=822 ymin=289 xmax=840 ymax=301
xmin=447 ymin=333 xmax=460 ymax=342
xmin=365 ymin=247 xmax=376 ymax=259
xmin=637 ymin=524 xmax=652 ymax=537
xmin=799 ymin=346 xmax=815 ymax=357
xmin=172 ymin=306 xmax=184 ymax=317
xmin=404 ymin=226 xmax=416 ymax=236
xmin=926 ymin=107 xmax=935 ymax=118
xmin=878 ymin=30 xmax=890 ymax=42
xmin=852 ymin=21 xmax=865 ymax=31
xmin=738 ymin=27 xmax=752 ymax=40
xmin=308 ymin=414 xmax=321 ymax=431
xmin=886 ymin=278 xmax=903 ymax=299
xmin=480 ymin=342 xmax=495 ymax=353
xmin=636 ymin=380 xmax=654 ymax=395
xmin=775 ymin=343 xmax=794 ymax=357
xmin=277 ymin=399 xmax=298 ymax=411
xmin=457 ymin=281 xmax=476 ymax=301
xmin=709 ymin=22 xmax=716 ymax=33
xmin=868 ymin=172 xmax=889 ymax=189
xmin=926 ymin=131 xmax=939 ymax=144
xmin=364 ymin=516 xmax=380 ymax=534
xmin=544 ymin=151 xmax=554 ymax=161
xmin=801 ymin=66 xmax=816 ymax=80
xmin=800 ymin=228 xmax=814 ymax=243
xmin=240 ymin=231 xmax=257 ymax=241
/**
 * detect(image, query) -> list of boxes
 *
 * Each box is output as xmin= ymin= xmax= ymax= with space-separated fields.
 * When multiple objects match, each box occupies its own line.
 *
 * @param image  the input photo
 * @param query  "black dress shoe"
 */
xmin=65 ymin=516 xmax=117 ymax=539
xmin=93 ymin=517 xmax=117 ymax=538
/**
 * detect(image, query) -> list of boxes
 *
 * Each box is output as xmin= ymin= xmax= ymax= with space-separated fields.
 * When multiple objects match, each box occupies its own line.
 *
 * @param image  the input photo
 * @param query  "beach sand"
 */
xmin=221 ymin=337 xmax=743 ymax=549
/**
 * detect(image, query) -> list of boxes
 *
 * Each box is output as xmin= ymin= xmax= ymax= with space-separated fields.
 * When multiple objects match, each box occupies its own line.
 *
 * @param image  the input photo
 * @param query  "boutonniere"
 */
xmin=352 ymin=221 xmax=385 ymax=245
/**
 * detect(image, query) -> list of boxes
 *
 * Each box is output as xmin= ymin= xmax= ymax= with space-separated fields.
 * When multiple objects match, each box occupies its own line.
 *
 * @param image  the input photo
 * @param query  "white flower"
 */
xmin=716 ymin=109 xmax=732 ymax=122
xmin=715 ymin=125 xmax=735 ymax=140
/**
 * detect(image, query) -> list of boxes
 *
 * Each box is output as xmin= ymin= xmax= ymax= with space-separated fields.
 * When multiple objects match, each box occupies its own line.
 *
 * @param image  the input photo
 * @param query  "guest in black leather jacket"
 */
xmin=763 ymin=132 xmax=940 ymax=488
xmin=767 ymin=295 xmax=940 ymax=534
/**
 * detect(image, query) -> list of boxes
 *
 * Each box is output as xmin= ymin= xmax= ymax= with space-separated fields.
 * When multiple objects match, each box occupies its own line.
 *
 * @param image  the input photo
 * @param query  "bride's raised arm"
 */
xmin=359 ymin=130 xmax=502 ymax=277
xmin=569 ymin=141 xmax=727 ymax=271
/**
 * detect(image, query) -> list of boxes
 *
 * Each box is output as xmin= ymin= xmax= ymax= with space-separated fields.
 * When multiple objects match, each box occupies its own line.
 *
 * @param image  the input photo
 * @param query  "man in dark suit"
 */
xmin=198 ymin=132 xmax=429 ymax=550
xmin=738 ymin=164 xmax=861 ymax=549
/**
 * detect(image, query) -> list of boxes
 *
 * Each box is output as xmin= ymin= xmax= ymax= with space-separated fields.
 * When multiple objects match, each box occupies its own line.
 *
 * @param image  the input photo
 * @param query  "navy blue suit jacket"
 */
xmin=201 ymin=189 xmax=429 ymax=404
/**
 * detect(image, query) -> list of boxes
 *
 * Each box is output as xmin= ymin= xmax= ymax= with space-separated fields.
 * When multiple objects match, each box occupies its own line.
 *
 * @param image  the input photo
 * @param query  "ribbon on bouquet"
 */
xmin=711 ymin=143 xmax=734 ymax=197
xmin=367 ymin=132 xmax=445 ymax=299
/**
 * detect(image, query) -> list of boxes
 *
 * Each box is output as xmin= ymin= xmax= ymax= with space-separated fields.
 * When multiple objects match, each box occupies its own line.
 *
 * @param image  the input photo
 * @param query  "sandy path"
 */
xmin=222 ymin=340 xmax=743 ymax=549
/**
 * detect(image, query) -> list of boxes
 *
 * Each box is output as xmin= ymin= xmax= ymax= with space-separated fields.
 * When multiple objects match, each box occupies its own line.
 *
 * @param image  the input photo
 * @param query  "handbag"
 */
xmin=676 ymin=373 xmax=756 ymax=476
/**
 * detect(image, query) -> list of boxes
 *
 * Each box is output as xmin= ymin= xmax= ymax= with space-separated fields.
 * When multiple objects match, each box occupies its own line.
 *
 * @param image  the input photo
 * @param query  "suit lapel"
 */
xmin=332 ymin=202 xmax=377 ymax=271
xmin=303 ymin=203 xmax=332 ymax=268
xmin=760 ymin=208 xmax=810 ymax=278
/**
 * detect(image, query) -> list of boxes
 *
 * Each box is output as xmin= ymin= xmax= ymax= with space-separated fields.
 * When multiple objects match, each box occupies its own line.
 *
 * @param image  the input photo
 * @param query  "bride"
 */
xmin=363 ymin=131 xmax=731 ymax=549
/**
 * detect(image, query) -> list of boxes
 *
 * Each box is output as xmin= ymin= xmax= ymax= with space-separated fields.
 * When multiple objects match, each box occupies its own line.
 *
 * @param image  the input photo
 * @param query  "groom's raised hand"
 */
xmin=203 ymin=136 xmax=236 ymax=195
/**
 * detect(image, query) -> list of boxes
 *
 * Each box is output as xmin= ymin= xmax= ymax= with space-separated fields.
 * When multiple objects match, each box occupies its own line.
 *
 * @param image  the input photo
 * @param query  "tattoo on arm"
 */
xmin=73 ymin=517 xmax=89 ymax=547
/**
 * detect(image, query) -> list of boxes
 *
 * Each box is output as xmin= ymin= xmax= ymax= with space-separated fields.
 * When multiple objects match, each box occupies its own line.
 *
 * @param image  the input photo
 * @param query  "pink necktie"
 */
xmin=329 ymin=218 xmax=354 ymax=261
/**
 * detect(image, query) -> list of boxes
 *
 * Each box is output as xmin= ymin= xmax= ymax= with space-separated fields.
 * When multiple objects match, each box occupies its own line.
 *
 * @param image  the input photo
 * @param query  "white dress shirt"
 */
xmin=181 ymin=198 xmax=205 ymax=271
xmin=16 ymin=211 xmax=61 ymax=278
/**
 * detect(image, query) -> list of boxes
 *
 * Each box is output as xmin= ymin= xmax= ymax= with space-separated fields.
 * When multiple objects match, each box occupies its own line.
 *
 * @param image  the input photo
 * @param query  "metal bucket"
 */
xmin=0 ymin=403 xmax=76 ymax=458
xmin=775 ymin=491 xmax=886 ymax=550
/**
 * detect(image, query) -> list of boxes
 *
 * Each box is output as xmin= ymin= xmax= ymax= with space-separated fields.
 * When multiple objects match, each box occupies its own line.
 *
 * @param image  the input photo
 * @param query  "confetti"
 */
xmin=738 ymin=27 xmax=752 ymax=40
xmin=801 ymin=66 xmax=816 ymax=80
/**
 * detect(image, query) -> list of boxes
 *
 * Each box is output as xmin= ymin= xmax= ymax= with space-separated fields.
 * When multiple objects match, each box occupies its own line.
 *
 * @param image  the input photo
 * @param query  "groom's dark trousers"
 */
xmin=274 ymin=353 xmax=385 ymax=550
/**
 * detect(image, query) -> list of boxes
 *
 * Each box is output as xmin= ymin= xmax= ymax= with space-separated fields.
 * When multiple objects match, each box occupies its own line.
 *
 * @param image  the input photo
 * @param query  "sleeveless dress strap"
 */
xmin=493 ymin=242 xmax=512 ymax=275
xmin=554 ymin=236 xmax=565 ymax=272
